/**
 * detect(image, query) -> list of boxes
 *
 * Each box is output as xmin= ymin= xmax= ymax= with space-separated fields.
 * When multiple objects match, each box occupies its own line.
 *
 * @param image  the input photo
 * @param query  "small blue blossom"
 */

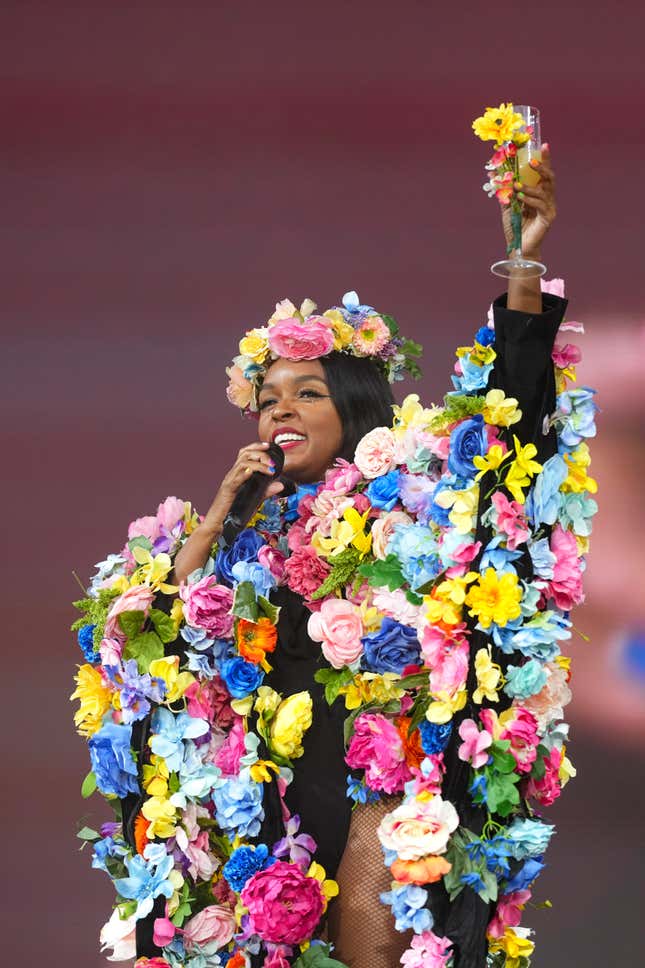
xmin=114 ymin=845 xmax=174 ymax=919
xmin=479 ymin=535 xmax=522 ymax=574
xmin=105 ymin=659 xmax=166 ymax=724
xmin=347 ymin=776 xmax=381 ymax=805
xmin=525 ymin=454 xmax=567 ymax=527
xmin=451 ymin=357 xmax=494 ymax=393
xmin=150 ymin=708 xmax=210 ymax=772
xmin=380 ymin=884 xmax=433 ymax=933
xmin=503 ymin=856 xmax=546 ymax=893
xmin=77 ymin=624 xmax=100 ymax=663
xmin=475 ymin=326 xmax=496 ymax=347
xmin=469 ymin=773 xmax=488 ymax=804
xmin=556 ymin=387 xmax=598 ymax=449
xmin=223 ymin=844 xmax=276 ymax=892
xmin=461 ymin=871 xmax=486 ymax=892
xmin=504 ymin=659 xmax=548 ymax=700
xmin=231 ymin=561 xmax=276 ymax=598
xmin=418 ymin=720 xmax=452 ymax=754
xmin=212 ymin=770 xmax=264 ymax=839
xmin=89 ymin=722 xmax=140 ymax=798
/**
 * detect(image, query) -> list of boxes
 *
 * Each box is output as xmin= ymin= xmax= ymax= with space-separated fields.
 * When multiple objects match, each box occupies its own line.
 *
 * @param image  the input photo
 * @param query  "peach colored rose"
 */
xmin=307 ymin=598 xmax=364 ymax=668
xmin=268 ymin=317 xmax=334 ymax=360
xmin=226 ymin=364 xmax=253 ymax=409
xmin=371 ymin=510 xmax=412 ymax=559
xmin=104 ymin=585 xmax=155 ymax=638
xmin=183 ymin=905 xmax=236 ymax=950
xmin=390 ymin=854 xmax=452 ymax=885
xmin=377 ymin=796 xmax=459 ymax=860
xmin=354 ymin=426 xmax=397 ymax=479
xmin=522 ymin=662 xmax=572 ymax=734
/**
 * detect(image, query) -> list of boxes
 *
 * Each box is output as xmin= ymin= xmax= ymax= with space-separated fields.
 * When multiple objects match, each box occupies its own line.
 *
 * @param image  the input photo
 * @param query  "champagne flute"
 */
xmin=491 ymin=105 xmax=547 ymax=279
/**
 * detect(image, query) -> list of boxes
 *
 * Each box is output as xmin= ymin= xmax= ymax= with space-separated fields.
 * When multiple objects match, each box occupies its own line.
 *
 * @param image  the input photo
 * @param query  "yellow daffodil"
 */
xmin=426 ymin=688 xmax=468 ymax=724
xmin=166 ymin=868 xmax=185 ymax=917
xmin=562 ymin=443 xmax=597 ymax=494
xmin=473 ymin=646 xmax=503 ymax=704
xmin=149 ymin=656 xmax=195 ymax=702
xmin=323 ymin=309 xmax=355 ymax=350
xmin=270 ymin=691 xmax=313 ymax=760
xmin=504 ymin=435 xmax=543 ymax=504
xmin=306 ymin=862 xmax=339 ymax=912
xmin=312 ymin=506 xmax=372 ymax=559
xmin=250 ymin=759 xmax=281 ymax=783
xmin=424 ymin=573 xmax=478 ymax=627
xmin=474 ymin=444 xmax=511 ymax=481
xmin=472 ymin=103 xmax=528 ymax=147
xmin=130 ymin=546 xmax=177 ymax=594
xmin=182 ymin=502 xmax=201 ymax=535
xmin=169 ymin=596 xmax=185 ymax=635
xmin=239 ymin=327 xmax=270 ymax=364
xmin=391 ymin=394 xmax=441 ymax=436
xmin=488 ymin=928 xmax=535 ymax=968
xmin=141 ymin=794 xmax=178 ymax=838
xmin=434 ymin=485 xmax=480 ymax=535
xmin=482 ymin=389 xmax=522 ymax=427
xmin=465 ymin=568 xmax=523 ymax=629
xmin=142 ymin=755 xmax=170 ymax=797
xmin=70 ymin=663 xmax=113 ymax=737
xmin=340 ymin=672 xmax=404 ymax=709
xmin=559 ymin=745 xmax=576 ymax=787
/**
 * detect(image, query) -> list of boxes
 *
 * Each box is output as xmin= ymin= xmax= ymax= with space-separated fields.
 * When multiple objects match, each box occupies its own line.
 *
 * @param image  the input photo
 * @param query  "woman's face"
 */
xmin=257 ymin=358 xmax=344 ymax=483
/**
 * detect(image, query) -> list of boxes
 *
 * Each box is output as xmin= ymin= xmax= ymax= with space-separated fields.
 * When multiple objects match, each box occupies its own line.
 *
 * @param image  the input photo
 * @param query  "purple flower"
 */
xmin=272 ymin=815 xmax=317 ymax=869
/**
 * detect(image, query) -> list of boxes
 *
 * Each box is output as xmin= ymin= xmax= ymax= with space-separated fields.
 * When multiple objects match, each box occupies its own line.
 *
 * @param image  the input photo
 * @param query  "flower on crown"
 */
xmin=226 ymin=291 xmax=422 ymax=413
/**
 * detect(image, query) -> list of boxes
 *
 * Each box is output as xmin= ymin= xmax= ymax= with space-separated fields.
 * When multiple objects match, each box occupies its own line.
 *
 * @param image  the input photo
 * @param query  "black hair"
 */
xmin=320 ymin=351 xmax=396 ymax=460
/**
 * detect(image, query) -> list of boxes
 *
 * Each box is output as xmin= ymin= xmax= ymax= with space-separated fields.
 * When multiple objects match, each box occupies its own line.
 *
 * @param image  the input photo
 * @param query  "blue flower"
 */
xmin=176 ymin=741 xmax=221 ymax=804
xmin=258 ymin=497 xmax=284 ymax=533
xmin=216 ymin=528 xmax=266 ymax=585
xmin=398 ymin=473 xmax=435 ymax=523
xmin=556 ymin=388 xmax=598 ymax=449
xmin=231 ymin=560 xmax=276 ymax=598
xmin=362 ymin=618 xmax=421 ymax=674
xmin=89 ymin=722 xmax=140 ymax=798
xmin=92 ymin=835 xmax=128 ymax=872
xmin=475 ymin=326 xmax=496 ymax=347
xmin=77 ymin=624 xmax=100 ymax=663
xmin=528 ymin=537 xmax=556 ymax=580
xmin=223 ymin=844 xmax=276 ymax=892
xmin=509 ymin=610 xmax=571 ymax=662
xmin=560 ymin=492 xmax=598 ymax=537
xmin=461 ymin=871 xmax=486 ymax=892
xmin=448 ymin=414 xmax=488 ymax=480
xmin=503 ymin=856 xmax=545 ymax=893
xmin=387 ymin=524 xmax=441 ymax=591
xmin=479 ymin=535 xmax=522 ymax=574
xmin=380 ymin=884 xmax=433 ymax=933
xmin=181 ymin=625 xmax=216 ymax=651
xmin=366 ymin=470 xmax=401 ymax=512
xmin=418 ymin=720 xmax=452 ymax=754
xmin=105 ymin=659 xmax=166 ymax=724
xmin=212 ymin=770 xmax=264 ymax=839
xmin=341 ymin=290 xmax=375 ymax=320
xmin=284 ymin=483 xmax=320 ymax=523
xmin=506 ymin=818 xmax=555 ymax=860
xmin=469 ymin=773 xmax=487 ymax=804
xmin=427 ymin=481 xmax=453 ymax=527
xmin=114 ymin=846 xmax=174 ymax=919
xmin=346 ymin=776 xmax=381 ymax=805
xmin=483 ymin=836 xmax=513 ymax=878
xmin=150 ymin=708 xmax=210 ymax=772
xmin=504 ymin=659 xmax=548 ymax=700
xmin=220 ymin=656 xmax=265 ymax=698
xmin=525 ymin=454 xmax=567 ymax=527
xmin=451 ymin=358 xmax=494 ymax=393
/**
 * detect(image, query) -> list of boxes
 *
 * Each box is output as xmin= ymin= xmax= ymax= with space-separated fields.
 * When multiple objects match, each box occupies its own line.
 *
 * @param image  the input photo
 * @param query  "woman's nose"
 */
xmin=271 ymin=399 xmax=295 ymax=419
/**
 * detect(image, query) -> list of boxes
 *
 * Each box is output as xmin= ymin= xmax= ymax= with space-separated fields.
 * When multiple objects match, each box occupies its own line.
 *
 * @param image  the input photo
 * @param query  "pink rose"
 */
xmin=371 ymin=510 xmax=412 ymax=559
xmin=546 ymin=525 xmax=584 ymax=610
xmin=523 ymin=746 xmax=563 ymax=806
xmin=213 ymin=717 xmax=246 ymax=776
xmin=258 ymin=544 xmax=288 ymax=583
xmin=354 ymin=426 xmax=397 ymax=479
xmin=372 ymin=587 xmax=421 ymax=628
xmin=307 ymin=599 xmax=364 ymax=668
xmin=307 ymin=490 xmax=353 ymax=537
xmin=241 ymin=861 xmax=324 ymax=945
xmin=156 ymin=496 xmax=186 ymax=532
xmin=284 ymin=545 xmax=331 ymax=600
xmin=104 ymin=585 xmax=155 ymax=638
xmin=324 ymin=459 xmax=364 ymax=494
xmin=183 ymin=905 xmax=236 ymax=951
xmin=180 ymin=576 xmax=234 ymax=637
xmin=268 ymin=316 xmax=334 ymax=360
xmin=345 ymin=713 xmax=412 ymax=794
xmin=499 ymin=706 xmax=539 ymax=774
xmin=377 ymin=796 xmax=459 ymax=860
xmin=99 ymin=636 xmax=123 ymax=666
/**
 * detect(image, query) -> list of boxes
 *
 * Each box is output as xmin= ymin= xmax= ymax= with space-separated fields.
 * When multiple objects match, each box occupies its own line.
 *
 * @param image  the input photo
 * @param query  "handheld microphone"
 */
xmin=221 ymin=442 xmax=286 ymax=546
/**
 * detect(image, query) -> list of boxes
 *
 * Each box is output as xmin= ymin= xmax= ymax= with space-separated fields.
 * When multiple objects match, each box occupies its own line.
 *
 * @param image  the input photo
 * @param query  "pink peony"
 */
xmin=500 ymin=706 xmax=540 ymax=774
xmin=180 ymin=576 xmax=234 ymax=637
xmin=128 ymin=515 xmax=161 ymax=543
xmin=156 ymin=496 xmax=186 ymax=532
xmin=487 ymin=889 xmax=531 ymax=939
xmin=400 ymin=930 xmax=454 ymax=968
xmin=421 ymin=624 xmax=470 ymax=694
xmin=524 ymin=746 xmax=563 ymax=806
xmin=547 ymin=525 xmax=584 ymax=610
xmin=213 ymin=717 xmax=246 ymax=776
xmin=372 ymin=587 xmax=422 ymax=628
xmin=345 ymin=713 xmax=412 ymax=794
xmin=377 ymin=795 xmax=459 ymax=860
xmin=354 ymin=426 xmax=397 ymax=479
xmin=268 ymin=316 xmax=334 ymax=361
xmin=183 ymin=905 xmax=236 ymax=951
xmin=523 ymin=661 xmax=572 ymax=734
xmin=457 ymin=718 xmax=492 ymax=768
xmin=284 ymin=546 xmax=331 ymax=600
xmin=490 ymin=491 xmax=531 ymax=551
xmin=552 ymin=342 xmax=582 ymax=369
xmin=306 ymin=598 xmax=364 ymax=668
xmin=324 ymin=459 xmax=364 ymax=494
xmin=104 ymin=585 xmax=155 ymax=638
xmin=371 ymin=510 xmax=413 ymax=559
xmin=185 ymin=676 xmax=234 ymax=727
xmin=258 ymin=545 xmax=287 ymax=583
xmin=240 ymin=861 xmax=324 ymax=945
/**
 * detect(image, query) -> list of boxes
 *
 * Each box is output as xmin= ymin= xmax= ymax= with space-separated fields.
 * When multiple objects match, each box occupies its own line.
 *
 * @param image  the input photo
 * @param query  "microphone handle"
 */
xmin=221 ymin=442 xmax=285 ymax=546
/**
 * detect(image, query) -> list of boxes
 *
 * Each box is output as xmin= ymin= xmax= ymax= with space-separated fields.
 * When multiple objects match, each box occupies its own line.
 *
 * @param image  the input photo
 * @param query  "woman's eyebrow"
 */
xmin=259 ymin=374 xmax=328 ymax=392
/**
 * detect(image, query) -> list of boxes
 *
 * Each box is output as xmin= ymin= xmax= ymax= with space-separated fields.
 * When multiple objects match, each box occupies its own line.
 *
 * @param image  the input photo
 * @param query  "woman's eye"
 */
xmin=258 ymin=398 xmax=276 ymax=411
xmin=299 ymin=389 xmax=323 ymax=399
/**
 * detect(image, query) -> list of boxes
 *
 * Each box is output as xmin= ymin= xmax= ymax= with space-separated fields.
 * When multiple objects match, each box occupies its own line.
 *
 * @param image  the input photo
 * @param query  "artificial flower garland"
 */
xmin=72 ymin=282 xmax=597 ymax=968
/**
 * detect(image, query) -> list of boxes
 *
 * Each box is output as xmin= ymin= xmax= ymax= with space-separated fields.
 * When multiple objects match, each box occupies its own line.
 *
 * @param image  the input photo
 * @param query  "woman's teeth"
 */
xmin=275 ymin=433 xmax=306 ymax=445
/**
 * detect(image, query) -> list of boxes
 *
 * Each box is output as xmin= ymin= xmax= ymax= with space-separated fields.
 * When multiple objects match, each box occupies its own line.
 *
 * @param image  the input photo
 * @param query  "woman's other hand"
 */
xmin=501 ymin=143 xmax=557 ymax=262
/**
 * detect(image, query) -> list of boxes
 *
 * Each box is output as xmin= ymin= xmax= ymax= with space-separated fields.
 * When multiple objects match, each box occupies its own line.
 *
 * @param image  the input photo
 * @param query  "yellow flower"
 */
xmin=141 ymin=794 xmax=178 ymax=839
xmin=142 ymin=754 xmax=170 ymax=797
xmin=312 ymin=506 xmax=372 ymax=558
xmin=149 ymin=656 xmax=195 ymax=702
xmin=231 ymin=696 xmax=254 ymax=717
xmin=474 ymin=444 xmax=511 ymax=481
xmin=239 ymin=327 xmax=270 ymax=364
xmin=434 ymin=485 xmax=480 ymax=535
xmin=70 ymin=664 xmax=113 ymax=737
xmin=473 ymin=646 xmax=503 ymax=704
xmin=307 ymin=861 xmax=339 ymax=912
xmin=562 ymin=443 xmax=597 ymax=494
xmin=488 ymin=928 xmax=535 ymax=968
xmin=559 ymin=745 xmax=576 ymax=787
xmin=323 ymin=309 xmax=355 ymax=350
xmin=169 ymin=597 xmax=185 ymax=635
xmin=482 ymin=389 xmax=522 ymax=427
xmin=504 ymin=435 xmax=543 ymax=504
xmin=391 ymin=394 xmax=441 ymax=436
xmin=270 ymin=691 xmax=313 ymax=760
xmin=250 ymin=759 xmax=281 ymax=783
xmin=472 ymin=103 xmax=528 ymax=147
xmin=182 ymin=502 xmax=201 ymax=535
xmin=130 ymin=546 xmax=177 ymax=594
xmin=470 ymin=343 xmax=497 ymax=366
xmin=465 ymin=568 xmax=522 ymax=629
xmin=340 ymin=672 xmax=404 ymax=710
xmin=554 ymin=654 xmax=571 ymax=675
xmin=166 ymin=868 xmax=185 ymax=916
xmin=426 ymin=688 xmax=468 ymax=724
xmin=424 ymin=573 xmax=477 ymax=627
xmin=254 ymin=685 xmax=282 ymax=717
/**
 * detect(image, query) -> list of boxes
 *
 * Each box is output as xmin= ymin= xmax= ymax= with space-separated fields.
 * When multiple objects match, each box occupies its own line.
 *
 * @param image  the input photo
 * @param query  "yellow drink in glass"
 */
xmin=517 ymin=145 xmax=542 ymax=187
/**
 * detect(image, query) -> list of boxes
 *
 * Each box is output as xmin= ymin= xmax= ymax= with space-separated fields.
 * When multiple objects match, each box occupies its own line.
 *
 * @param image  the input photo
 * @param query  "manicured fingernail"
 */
xmin=543 ymin=142 xmax=550 ymax=150
xmin=514 ymin=181 xmax=522 ymax=189
xmin=518 ymin=191 xmax=525 ymax=199
xmin=268 ymin=460 xmax=276 ymax=472
xmin=529 ymin=159 xmax=539 ymax=168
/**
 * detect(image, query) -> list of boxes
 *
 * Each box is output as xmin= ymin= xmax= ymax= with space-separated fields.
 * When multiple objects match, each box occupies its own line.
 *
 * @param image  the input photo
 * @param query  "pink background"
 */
xmin=3 ymin=2 xmax=644 ymax=964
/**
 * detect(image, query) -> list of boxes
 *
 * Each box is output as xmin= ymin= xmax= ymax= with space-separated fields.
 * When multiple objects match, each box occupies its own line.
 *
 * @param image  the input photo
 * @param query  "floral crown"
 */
xmin=226 ymin=291 xmax=422 ymax=413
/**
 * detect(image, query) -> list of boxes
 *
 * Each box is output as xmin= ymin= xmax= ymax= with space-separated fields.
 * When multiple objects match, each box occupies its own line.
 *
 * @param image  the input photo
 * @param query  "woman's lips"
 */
xmin=279 ymin=438 xmax=306 ymax=451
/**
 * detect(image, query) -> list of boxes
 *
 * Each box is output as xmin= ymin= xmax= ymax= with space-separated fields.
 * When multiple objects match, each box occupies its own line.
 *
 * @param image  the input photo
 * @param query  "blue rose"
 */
xmin=366 ymin=470 xmax=401 ymax=511
xmin=475 ymin=326 xmax=496 ymax=347
xmin=284 ymin=483 xmax=320 ymax=523
xmin=231 ymin=560 xmax=276 ymax=598
xmin=448 ymin=414 xmax=488 ymax=479
xmin=503 ymin=856 xmax=545 ymax=893
xmin=212 ymin=771 xmax=265 ymax=838
xmin=88 ymin=721 xmax=140 ymax=798
xmin=418 ymin=720 xmax=453 ymax=754
xmin=504 ymin=659 xmax=547 ymax=700
xmin=220 ymin=656 xmax=264 ymax=698
xmin=361 ymin=618 xmax=421 ymax=674
xmin=216 ymin=528 xmax=266 ymax=585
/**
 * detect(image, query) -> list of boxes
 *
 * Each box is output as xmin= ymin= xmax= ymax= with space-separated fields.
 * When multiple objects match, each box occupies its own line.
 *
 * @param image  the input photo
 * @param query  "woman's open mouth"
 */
xmin=273 ymin=429 xmax=307 ymax=450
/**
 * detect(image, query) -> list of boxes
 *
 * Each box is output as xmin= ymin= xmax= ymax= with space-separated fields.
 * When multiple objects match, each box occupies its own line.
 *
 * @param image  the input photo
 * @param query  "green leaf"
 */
xmin=310 ymin=548 xmax=361 ymax=600
xmin=123 ymin=630 xmax=164 ymax=672
xmin=530 ymin=745 xmax=548 ymax=780
xmin=292 ymin=943 xmax=350 ymax=968
xmin=232 ymin=581 xmax=259 ymax=622
xmin=149 ymin=607 xmax=177 ymax=644
xmin=81 ymin=771 xmax=97 ymax=799
xmin=381 ymin=314 xmax=400 ymax=337
xmin=314 ymin=666 xmax=354 ymax=706
xmin=77 ymin=825 xmax=100 ymax=842
xmin=485 ymin=770 xmax=521 ymax=817
xmin=488 ymin=740 xmax=516 ymax=774
xmin=358 ymin=554 xmax=405 ymax=591
xmin=128 ymin=536 xmax=153 ymax=554
xmin=118 ymin=610 xmax=146 ymax=639
xmin=405 ymin=590 xmax=423 ymax=605
xmin=399 ymin=672 xmax=429 ymax=690
xmin=257 ymin=595 xmax=280 ymax=625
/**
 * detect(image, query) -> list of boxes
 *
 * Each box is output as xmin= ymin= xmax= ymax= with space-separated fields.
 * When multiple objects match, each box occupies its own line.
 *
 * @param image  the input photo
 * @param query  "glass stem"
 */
xmin=508 ymin=202 xmax=522 ymax=258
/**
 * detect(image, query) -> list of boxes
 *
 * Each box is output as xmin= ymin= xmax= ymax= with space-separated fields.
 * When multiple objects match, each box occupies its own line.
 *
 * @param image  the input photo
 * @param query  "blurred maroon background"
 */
xmin=3 ymin=2 xmax=644 ymax=965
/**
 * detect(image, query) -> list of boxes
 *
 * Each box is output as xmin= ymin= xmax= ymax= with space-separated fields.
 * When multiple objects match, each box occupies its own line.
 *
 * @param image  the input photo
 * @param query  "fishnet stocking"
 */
xmin=327 ymin=797 xmax=411 ymax=968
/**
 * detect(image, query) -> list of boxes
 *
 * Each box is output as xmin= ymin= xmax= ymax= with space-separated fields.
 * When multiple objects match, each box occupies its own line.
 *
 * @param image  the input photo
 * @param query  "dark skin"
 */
xmin=173 ymin=147 xmax=557 ymax=583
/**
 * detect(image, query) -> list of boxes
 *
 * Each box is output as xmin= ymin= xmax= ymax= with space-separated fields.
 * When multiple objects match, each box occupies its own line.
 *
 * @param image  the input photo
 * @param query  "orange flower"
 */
xmin=134 ymin=812 xmax=151 ymax=855
xmin=227 ymin=953 xmax=246 ymax=968
xmin=390 ymin=854 xmax=452 ymax=885
xmin=236 ymin=617 xmax=278 ymax=669
xmin=396 ymin=716 xmax=425 ymax=772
